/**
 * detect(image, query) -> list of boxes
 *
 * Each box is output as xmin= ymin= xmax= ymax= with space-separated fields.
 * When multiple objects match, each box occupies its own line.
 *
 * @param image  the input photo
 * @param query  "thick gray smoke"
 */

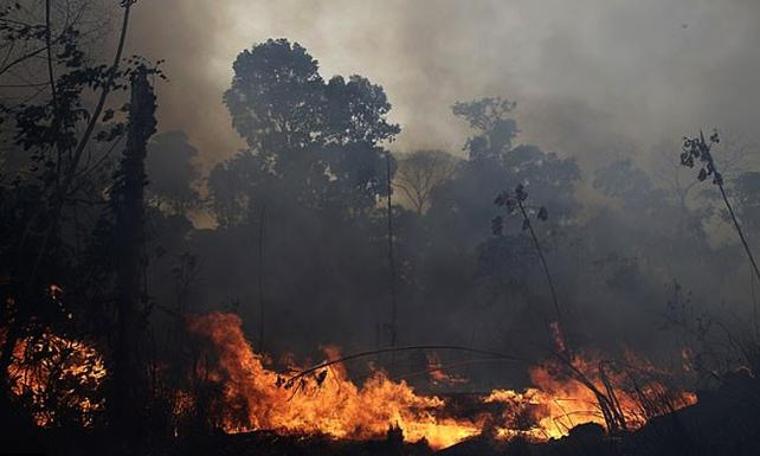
xmin=119 ymin=0 xmax=760 ymax=388
xmin=128 ymin=0 xmax=760 ymax=169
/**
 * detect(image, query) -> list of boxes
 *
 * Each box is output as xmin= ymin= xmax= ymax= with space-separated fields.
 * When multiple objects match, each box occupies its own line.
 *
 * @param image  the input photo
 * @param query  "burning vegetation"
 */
xmin=2 ymin=2 xmax=760 ymax=455
xmin=7 ymin=331 xmax=106 ymax=428
xmin=3 ymin=312 xmax=696 ymax=451
xmin=168 ymin=312 xmax=693 ymax=450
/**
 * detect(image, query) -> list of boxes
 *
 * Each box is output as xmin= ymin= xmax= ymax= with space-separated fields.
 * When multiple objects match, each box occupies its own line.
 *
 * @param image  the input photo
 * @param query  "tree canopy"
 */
xmin=217 ymin=38 xmax=400 ymax=219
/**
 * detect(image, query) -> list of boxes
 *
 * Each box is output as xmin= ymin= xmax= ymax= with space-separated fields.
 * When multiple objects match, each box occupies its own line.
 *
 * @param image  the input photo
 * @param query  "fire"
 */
xmin=185 ymin=313 xmax=483 ymax=449
xmin=7 ymin=330 xmax=106 ymax=427
xmin=2 ymin=312 xmax=695 ymax=450
xmin=426 ymin=352 xmax=469 ymax=386
xmin=184 ymin=312 xmax=697 ymax=450
xmin=485 ymin=356 xmax=697 ymax=440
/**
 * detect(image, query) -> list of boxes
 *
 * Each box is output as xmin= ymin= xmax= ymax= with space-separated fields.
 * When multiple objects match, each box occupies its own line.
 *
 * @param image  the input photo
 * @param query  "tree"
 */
xmin=207 ymin=151 xmax=259 ymax=228
xmin=202 ymin=39 xmax=403 ymax=355
xmin=452 ymin=97 xmax=518 ymax=162
xmin=110 ymin=66 xmax=156 ymax=443
xmin=593 ymin=159 xmax=658 ymax=205
xmin=411 ymin=97 xmax=579 ymax=358
xmin=219 ymin=38 xmax=399 ymax=217
xmin=427 ymin=99 xmax=579 ymax=248
xmin=145 ymin=131 xmax=200 ymax=215
xmin=733 ymin=171 xmax=760 ymax=232
xmin=681 ymin=131 xmax=760 ymax=285
xmin=395 ymin=150 xmax=458 ymax=215
xmin=0 ymin=0 xmax=141 ymax=401
xmin=492 ymin=184 xmax=560 ymax=323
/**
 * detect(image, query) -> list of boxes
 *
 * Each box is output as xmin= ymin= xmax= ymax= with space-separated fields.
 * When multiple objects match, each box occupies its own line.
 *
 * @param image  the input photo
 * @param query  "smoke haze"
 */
xmin=129 ymin=0 xmax=760 ymax=169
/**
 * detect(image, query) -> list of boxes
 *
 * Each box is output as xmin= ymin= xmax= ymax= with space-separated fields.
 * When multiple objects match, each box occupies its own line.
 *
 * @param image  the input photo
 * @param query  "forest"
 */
xmin=1 ymin=1 xmax=760 ymax=455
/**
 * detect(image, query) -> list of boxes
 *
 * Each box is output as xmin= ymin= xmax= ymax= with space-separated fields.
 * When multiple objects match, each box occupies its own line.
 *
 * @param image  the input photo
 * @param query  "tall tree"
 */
xmin=220 ymin=38 xmax=399 ymax=216
xmin=428 ymin=98 xmax=579 ymax=248
xmin=0 ymin=0 xmax=139 ymax=399
xmin=145 ymin=131 xmax=200 ymax=215
xmin=110 ymin=65 xmax=156 ymax=443
xmin=204 ymin=39 xmax=402 ymax=353
xmin=395 ymin=150 xmax=458 ymax=215
xmin=452 ymin=97 xmax=518 ymax=162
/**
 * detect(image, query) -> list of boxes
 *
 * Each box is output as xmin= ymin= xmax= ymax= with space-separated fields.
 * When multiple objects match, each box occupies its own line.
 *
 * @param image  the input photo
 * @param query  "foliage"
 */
xmin=218 ymin=38 xmax=400 ymax=219
xmin=452 ymin=97 xmax=517 ymax=162
xmin=145 ymin=131 xmax=200 ymax=215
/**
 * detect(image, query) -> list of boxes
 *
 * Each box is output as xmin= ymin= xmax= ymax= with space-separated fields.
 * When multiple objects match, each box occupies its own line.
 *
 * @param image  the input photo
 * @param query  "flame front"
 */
xmin=3 ymin=312 xmax=695 ymax=450
xmin=185 ymin=313 xmax=482 ymax=449
xmin=184 ymin=312 xmax=697 ymax=450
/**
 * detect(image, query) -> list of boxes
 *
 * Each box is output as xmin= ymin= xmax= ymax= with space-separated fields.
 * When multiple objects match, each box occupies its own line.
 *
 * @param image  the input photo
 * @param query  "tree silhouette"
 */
xmin=145 ymin=131 xmax=200 ymax=215
xmin=395 ymin=150 xmax=458 ymax=215
xmin=220 ymin=38 xmax=400 ymax=215
xmin=681 ymin=130 xmax=760 ymax=285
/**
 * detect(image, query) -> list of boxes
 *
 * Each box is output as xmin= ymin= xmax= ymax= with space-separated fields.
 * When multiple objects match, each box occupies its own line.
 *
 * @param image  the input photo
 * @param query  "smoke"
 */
xmin=120 ymin=1 xmax=760 ymax=380
xmin=128 ymin=0 xmax=760 ymax=169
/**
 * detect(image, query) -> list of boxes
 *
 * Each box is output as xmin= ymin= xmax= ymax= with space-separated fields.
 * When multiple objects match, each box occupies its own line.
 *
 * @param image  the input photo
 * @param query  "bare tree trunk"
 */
xmin=386 ymin=154 xmax=398 ymax=356
xmin=257 ymin=205 xmax=266 ymax=352
xmin=517 ymin=199 xmax=563 ymax=326
xmin=111 ymin=66 xmax=156 ymax=444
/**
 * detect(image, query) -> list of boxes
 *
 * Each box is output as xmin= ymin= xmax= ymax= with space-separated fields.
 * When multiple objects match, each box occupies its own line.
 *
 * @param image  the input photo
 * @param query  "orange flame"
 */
xmin=426 ymin=352 xmax=469 ymax=387
xmin=184 ymin=312 xmax=697 ymax=449
xmin=185 ymin=313 xmax=482 ymax=449
xmin=485 ymin=355 xmax=697 ymax=440
xmin=8 ymin=331 xmax=106 ymax=427
xmin=3 ymin=312 xmax=695 ymax=450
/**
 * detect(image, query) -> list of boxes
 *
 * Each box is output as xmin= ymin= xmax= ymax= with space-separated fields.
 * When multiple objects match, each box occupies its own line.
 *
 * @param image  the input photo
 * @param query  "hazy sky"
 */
xmin=128 ymin=0 xmax=760 ymax=171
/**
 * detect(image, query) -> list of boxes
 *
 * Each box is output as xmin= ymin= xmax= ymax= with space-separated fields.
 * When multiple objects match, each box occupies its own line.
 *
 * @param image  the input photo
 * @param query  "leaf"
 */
xmin=698 ymin=168 xmax=707 ymax=182
xmin=522 ymin=218 xmax=530 ymax=231
xmin=537 ymin=206 xmax=548 ymax=221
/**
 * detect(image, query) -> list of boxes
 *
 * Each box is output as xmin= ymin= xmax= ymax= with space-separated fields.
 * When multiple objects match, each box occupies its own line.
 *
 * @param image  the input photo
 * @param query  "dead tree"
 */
xmin=385 ymin=154 xmax=399 ymax=355
xmin=110 ymin=66 xmax=156 ymax=441
xmin=394 ymin=150 xmax=458 ymax=215
xmin=493 ymin=184 xmax=561 ymax=325
xmin=681 ymin=131 xmax=760 ymax=285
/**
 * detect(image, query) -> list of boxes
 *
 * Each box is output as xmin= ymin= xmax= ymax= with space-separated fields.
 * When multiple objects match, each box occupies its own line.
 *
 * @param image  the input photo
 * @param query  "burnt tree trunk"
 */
xmin=111 ymin=67 xmax=156 ymax=443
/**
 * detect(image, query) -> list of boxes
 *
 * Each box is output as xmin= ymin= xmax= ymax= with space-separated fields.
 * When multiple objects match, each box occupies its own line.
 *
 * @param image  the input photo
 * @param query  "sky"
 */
xmin=127 ymin=0 xmax=760 ymax=172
